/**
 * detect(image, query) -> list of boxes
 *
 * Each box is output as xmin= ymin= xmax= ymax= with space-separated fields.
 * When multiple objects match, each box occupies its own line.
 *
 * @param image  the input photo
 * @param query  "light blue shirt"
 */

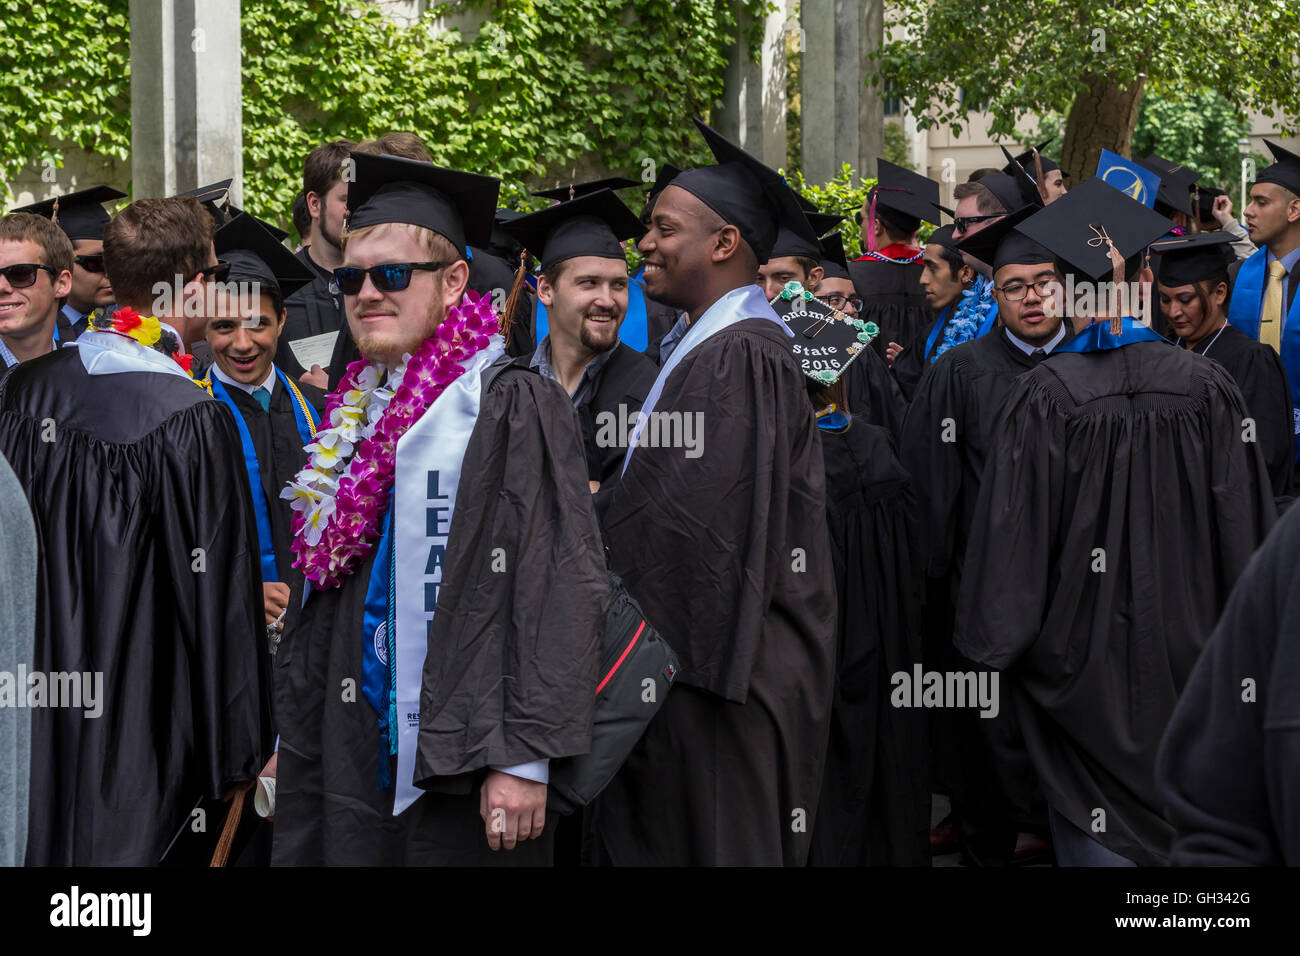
xmin=1003 ymin=323 xmax=1066 ymax=357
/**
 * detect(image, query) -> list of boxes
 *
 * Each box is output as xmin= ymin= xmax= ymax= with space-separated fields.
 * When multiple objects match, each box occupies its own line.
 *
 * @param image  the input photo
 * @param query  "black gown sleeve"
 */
xmin=1233 ymin=342 xmax=1296 ymax=500
xmin=1156 ymin=503 xmax=1300 ymax=866
xmin=415 ymin=370 xmax=608 ymax=781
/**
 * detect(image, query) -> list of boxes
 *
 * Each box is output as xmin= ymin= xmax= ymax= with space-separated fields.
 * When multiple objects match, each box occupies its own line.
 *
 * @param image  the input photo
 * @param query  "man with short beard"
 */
xmin=14 ymin=185 xmax=125 ymax=340
xmin=589 ymin=120 xmax=836 ymax=866
xmin=272 ymin=152 xmax=606 ymax=866
xmin=279 ymin=139 xmax=355 ymax=387
xmin=501 ymin=189 xmax=657 ymax=488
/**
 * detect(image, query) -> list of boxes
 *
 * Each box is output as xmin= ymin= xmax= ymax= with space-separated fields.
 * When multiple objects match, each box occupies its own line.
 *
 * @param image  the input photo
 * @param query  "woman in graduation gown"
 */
xmin=1155 ymin=232 xmax=1296 ymax=502
xmin=804 ymin=370 xmax=929 ymax=866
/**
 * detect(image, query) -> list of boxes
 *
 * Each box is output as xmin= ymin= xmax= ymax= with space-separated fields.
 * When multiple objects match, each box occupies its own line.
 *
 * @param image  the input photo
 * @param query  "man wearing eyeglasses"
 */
xmin=0 ymin=213 xmax=72 ymax=369
xmin=14 ymin=185 xmax=125 ymax=343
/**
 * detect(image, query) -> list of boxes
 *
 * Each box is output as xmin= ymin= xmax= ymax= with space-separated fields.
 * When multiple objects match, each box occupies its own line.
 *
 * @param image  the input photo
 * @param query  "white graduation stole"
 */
xmin=391 ymin=336 xmax=505 ymax=815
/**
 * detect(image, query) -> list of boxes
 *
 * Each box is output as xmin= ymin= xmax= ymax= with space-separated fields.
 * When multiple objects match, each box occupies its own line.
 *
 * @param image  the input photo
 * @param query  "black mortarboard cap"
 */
xmin=818 ymin=232 xmax=850 ymax=280
xmin=642 ymin=163 xmax=683 ymax=221
xmin=1149 ymin=231 xmax=1235 ymax=286
xmin=957 ymin=205 xmax=1054 ymax=273
xmin=1196 ymin=185 xmax=1227 ymax=222
xmin=12 ymin=184 xmax=127 ymax=240
xmin=1017 ymin=177 xmax=1174 ymax=282
xmin=176 ymin=179 xmax=236 ymax=227
xmin=998 ymin=146 xmax=1051 ymax=209
xmin=346 ymin=152 xmax=499 ymax=253
xmin=869 ymin=159 xmax=940 ymax=231
xmin=1002 ymin=140 xmax=1062 ymax=177
xmin=1135 ymin=155 xmax=1200 ymax=217
xmin=500 ymin=188 xmax=644 ymax=272
xmin=666 ymin=120 xmax=814 ymax=263
xmin=534 ymin=177 xmax=641 ymax=202
xmin=1256 ymin=140 xmax=1300 ymax=197
xmin=214 ymin=212 xmax=316 ymax=301
xmin=925 ymin=223 xmax=962 ymax=254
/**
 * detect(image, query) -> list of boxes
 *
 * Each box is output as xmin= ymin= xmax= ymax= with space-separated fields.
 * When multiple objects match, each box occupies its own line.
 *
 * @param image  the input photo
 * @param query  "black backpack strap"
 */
xmin=480 ymin=353 xmax=535 ymax=394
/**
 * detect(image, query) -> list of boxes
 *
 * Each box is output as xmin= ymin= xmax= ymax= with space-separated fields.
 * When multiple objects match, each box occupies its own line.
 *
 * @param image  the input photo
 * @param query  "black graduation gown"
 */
xmin=1187 ymin=323 xmax=1295 ymax=500
xmin=956 ymin=340 xmax=1276 ymax=865
xmin=278 ymin=247 xmax=345 ymax=381
xmin=844 ymin=340 xmax=907 ymax=437
xmin=589 ymin=318 xmax=837 ymax=866
xmin=579 ymin=342 xmax=658 ymax=485
xmin=1156 ymin=498 xmax=1300 ymax=865
xmin=644 ymin=292 xmax=679 ymax=363
xmin=809 ymin=420 xmax=929 ymax=866
xmin=0 ymin=349 xmax=269 ymax=866
xmin=272 ymin=365 xmax=608 ymax=866
xmin=891 ymin=312 xmax=947 ymax=402
xmin=848 ymin=255 xmax=935 ymax=359
xmin=901 ymin=329 xmax=1053 ymax=850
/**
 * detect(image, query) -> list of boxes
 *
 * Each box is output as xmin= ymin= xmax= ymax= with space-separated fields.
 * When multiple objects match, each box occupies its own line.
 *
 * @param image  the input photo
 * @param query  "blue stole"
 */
xmin=534 ymin=266 xmax=650 ymax=353
xmin=1053 ymin=316 xmax=1168 ymax=354
xmin=1227 ymin=248 xmax=1300 ymax=461
xmin=361 ymin=507 xmax=397 ymax=790
xmin=209 ymin=367 xmax=319 ymax=582
xmin=922 ymin=306 xmax=952 ymax=361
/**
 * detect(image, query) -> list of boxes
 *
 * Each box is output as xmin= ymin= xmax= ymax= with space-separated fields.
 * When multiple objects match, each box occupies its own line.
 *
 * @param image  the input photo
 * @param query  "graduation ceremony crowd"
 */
xmin=3 ymin=116 xmax=1300 ymax=870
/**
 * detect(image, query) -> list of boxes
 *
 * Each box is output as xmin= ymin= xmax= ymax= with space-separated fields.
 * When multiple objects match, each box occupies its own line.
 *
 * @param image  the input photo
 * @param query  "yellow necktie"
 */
xmin=1261 ymin=258 xmax=1288 ymax=352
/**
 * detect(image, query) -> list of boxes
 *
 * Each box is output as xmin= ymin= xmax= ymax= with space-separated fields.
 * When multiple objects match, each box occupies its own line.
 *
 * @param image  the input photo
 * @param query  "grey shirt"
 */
xmin=0 ymin=450 xmax=36 ymax=866
xmin=529 ymin=335 xmax=616 ymax=408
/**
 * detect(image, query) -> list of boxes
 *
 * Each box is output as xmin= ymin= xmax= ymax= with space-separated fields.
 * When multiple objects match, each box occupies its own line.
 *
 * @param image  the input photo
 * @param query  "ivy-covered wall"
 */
xmin=1 ymin=0 xmax=776 ymax=228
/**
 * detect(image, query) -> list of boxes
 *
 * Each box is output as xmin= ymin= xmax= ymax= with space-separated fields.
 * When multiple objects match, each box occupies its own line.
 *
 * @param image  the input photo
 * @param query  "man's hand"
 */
xmin=588 ymin=480 xmax=601 ymax=494
xmin=885 ymin=341 xmax=904 ymax=364
xmin=300 ymin=364 xmax=329 ymax=389
xmin=1212 ymin=193 xmax=1235 ymax=227
xmin=479 ymin=770 xmax=547 ymax=851
xmin=263 ymin=581 xmax=291 ymax=628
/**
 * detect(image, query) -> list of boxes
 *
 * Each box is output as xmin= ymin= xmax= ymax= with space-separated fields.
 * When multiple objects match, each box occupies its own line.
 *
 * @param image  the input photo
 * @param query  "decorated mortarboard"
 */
xmin=1016 ymin=177 xmax=1174 ymax=282
xmin=956 ymin=205 xmax=1052 ymax=273
xmin=819 ymin=232 xmax=851 ymax=280
xmin=1135 ymin=155 xmax=1200 ymax=218
xmin=1095 ymin=149 xmax=1162 ymax=208
xmin=1003 ymin=139 xmax=1063 ymax=177
xmin=1149 ymin=231 xmax=1235 ymax=287
xmin=214 ymin=212 xmax=316 ymax=300
xmin=534 ymin=177 xmax=641 ymax=202
xmin=1255 ymin=140 xmax=1300 ymax=197
xmin=346 ymin=151 xmax=500 ymax=252
xmin=499 ymin=188 xmax=644 ymax=272
xmin=12 ymin=184 xmax=127 ymax=240
xmin=869 ymin=159 xmax=940 ymax=230
xmin=666 ymin=118 xmax=816 ymax=263
xmin=768 ymin=280 xmax=879 ymax=385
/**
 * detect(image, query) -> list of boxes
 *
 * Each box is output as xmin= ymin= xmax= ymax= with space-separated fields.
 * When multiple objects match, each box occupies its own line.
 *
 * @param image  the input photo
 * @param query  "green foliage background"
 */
xmin=0 ymin=0 xmax=778 ymax=230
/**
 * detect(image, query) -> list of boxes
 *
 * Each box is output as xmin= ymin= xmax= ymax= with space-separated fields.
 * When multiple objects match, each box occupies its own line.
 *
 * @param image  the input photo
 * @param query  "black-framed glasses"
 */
xmin=821 ymin=292 xmax=863 ymax=312
xmin=954 ymin=214 xmax=1002 ymax=234
xmin=334 ymin=261 xmax=452 ymax=296
xmin=996 ymin=278 xmax=1058 ymax=301
xmin=74 ymin=254 xmax=106 ymax=274
xmin=0 ymin=263 xmax=57 ymax=289
xmin=198 ymin=260 xmax=232 ymax=282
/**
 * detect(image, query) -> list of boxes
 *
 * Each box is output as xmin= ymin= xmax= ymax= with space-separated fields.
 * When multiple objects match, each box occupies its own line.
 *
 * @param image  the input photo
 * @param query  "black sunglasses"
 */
xmin=333 ymin=261 xmax=452 ymax=296
xmin=954 ymin=214 xmax=1002 ymax=233
xmin=74 ymin=254 xmax=106 ymax=274
xmin=198 ymin=260 xmax=232 ymax=282
xmin=0 ymin=263 xmax=57 ymax=289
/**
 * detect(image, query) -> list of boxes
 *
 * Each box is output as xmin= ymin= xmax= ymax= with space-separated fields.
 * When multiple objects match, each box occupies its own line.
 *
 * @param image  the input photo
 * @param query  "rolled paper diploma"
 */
xmin=254 ymin=775 xmax=276 ymax=818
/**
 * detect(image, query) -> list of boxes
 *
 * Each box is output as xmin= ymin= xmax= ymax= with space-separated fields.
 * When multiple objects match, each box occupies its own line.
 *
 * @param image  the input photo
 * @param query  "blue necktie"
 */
xmin=252 ymin=386 xmax=271 ymax=411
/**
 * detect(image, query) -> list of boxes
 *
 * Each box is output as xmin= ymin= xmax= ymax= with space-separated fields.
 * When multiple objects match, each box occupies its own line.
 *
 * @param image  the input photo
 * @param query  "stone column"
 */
xmin=130 ymin=0 xmax=243 ymax=203
xmin=716 ymin=1 xmax=788 ymax=170
xmin=800 ymin=0 xmax=835 ymax=183
xmin=857 ymin=0 xmax=884 ymax=182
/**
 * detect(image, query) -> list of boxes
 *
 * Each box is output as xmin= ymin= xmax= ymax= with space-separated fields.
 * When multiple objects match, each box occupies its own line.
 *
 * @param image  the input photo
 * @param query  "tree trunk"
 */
xmin=1060 ymin=72 xmax=1146 ymax=185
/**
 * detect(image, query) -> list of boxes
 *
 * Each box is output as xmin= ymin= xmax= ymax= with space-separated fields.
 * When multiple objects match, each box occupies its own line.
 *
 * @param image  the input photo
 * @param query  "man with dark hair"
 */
xmin=1227 ymin=141 xmax=1300 ymax=486
xmin=278 ymin=139 xmax=355 ymax=387
xmin=501 ymin=189 xmax=658 ymax=488
xmin=291 ymin=190 xmax=311 ymax=251
xmin=13 ymin=185 xmax=125 ymax=340
xmin=0 ymin=195 xmax=268 ymax=865
xmin=589 ymin=120 xmax=836 ymax=866
xmin=0 ymin=212 xmax=73 ymax=368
